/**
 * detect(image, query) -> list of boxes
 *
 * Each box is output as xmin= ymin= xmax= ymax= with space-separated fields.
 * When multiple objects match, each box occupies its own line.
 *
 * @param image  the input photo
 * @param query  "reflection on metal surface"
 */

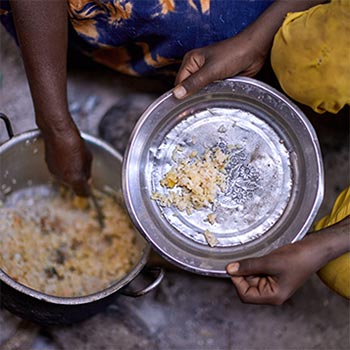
xmin=151 ymin=108 xmax=292 ymax=247
xmin=123 ymin=77 xmax=324 ymax=276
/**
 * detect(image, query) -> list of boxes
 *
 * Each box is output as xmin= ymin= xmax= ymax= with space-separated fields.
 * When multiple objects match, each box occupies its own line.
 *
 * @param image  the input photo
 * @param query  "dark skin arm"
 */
xmin=10 ymin=0 xmax=92 ymax=196
xmin=10 ymin=0 xmax=325 ymax=194
xmin=174 ymin=0 xmax=327 ymax=98
xmin=226 ymin=216 xmax=350 ymax=305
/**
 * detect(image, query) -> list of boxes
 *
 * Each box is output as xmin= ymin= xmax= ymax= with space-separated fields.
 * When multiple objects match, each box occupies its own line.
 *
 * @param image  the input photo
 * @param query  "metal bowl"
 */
xmin=0 ymin=116 xmax=164 ymax=325
xmin=123 ymin=77 xmax=324 ymax=277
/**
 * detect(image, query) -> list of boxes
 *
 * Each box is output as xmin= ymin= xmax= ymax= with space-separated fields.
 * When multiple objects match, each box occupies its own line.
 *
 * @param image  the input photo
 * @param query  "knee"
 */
xmin=270 ymin=2 xmax=350 ymax=114
xmin=317 ymin=254 xmax=350 ymax=299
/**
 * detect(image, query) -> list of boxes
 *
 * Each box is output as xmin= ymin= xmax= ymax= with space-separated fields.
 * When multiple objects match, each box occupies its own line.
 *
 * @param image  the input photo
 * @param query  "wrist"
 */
xmin=36 ymin=111 xmax=78 ymax=138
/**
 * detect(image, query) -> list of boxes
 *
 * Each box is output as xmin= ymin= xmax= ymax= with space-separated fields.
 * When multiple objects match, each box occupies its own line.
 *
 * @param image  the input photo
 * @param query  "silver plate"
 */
xmin=123 ymin=77 xmax=324 ymax=276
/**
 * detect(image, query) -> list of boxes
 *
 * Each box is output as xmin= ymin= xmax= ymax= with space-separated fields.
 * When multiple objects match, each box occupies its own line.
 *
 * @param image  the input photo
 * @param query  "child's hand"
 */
xmin=173 ymin=0 xmax=327 ymax=100
xmin=173 ymin=29 xmax=268 ymax=99
xmin=226 ymin=218 xmax=350 ymax=305
xmin=226 ymin=236 xmax=328 ymax=305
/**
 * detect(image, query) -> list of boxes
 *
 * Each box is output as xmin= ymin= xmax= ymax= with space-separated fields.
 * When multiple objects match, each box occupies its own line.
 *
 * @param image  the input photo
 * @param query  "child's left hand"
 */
xmin=173 ymin=30 xmax=268 ymax=99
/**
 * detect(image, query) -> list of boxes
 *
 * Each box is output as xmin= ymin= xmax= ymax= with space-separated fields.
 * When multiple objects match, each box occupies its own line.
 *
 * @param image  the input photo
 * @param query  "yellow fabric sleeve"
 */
xmin=271 ymin=0 xmax=350 ymax=114
xmin=313 ymin=187 xmax=350 ymax=298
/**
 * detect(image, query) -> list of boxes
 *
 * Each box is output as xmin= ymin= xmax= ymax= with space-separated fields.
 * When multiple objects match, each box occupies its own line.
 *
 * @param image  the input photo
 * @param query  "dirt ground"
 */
xmin=1 ymin=26 xmax=349 ymax=350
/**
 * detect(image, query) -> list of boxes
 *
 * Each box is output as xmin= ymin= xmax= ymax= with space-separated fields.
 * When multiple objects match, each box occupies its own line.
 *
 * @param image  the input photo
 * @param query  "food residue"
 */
xmin=0 ymin=189 xmax=140 ymax=297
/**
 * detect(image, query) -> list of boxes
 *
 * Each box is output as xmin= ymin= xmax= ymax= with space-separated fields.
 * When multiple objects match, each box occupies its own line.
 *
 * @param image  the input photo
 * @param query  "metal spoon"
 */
xmin=89 ymin=190 xmax=105 ymax=230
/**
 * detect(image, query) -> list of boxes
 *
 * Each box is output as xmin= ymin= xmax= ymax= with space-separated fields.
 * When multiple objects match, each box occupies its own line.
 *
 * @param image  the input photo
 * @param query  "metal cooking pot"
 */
xmin=0 ymin=114 xmax=164 ymax=325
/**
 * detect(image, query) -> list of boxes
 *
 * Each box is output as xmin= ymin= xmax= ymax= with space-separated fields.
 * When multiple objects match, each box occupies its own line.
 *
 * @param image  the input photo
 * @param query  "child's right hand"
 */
xmin=226 ymin=217 xmax=350 ymax=305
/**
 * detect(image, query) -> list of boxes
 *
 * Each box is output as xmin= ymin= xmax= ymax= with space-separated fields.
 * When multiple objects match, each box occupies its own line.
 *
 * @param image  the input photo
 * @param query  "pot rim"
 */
xmin=0 ymin=129 xmax=151 ymax=304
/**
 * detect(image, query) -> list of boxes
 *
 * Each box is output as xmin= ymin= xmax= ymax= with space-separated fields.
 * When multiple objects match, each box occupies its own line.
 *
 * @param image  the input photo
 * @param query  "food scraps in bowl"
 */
xmin=123 ymin=77 xmax=323 ymax=275
xmin=151 ymin=145 xmax=228 ymax=214
xmin=151 ymin=144 xmax=243 ymax=247
xmin=0 ymin=187 xmax=141 ymax=297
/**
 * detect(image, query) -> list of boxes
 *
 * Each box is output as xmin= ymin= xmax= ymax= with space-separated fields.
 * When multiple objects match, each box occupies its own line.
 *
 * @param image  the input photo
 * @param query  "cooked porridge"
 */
xmin=0 ymin=189 xmax=140 ymax=297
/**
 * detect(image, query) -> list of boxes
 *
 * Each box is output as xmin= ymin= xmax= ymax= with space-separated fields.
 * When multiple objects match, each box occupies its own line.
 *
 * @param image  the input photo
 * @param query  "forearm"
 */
xmin=239 ymin=0 xmax=327 ymax=55
xmin=302 ymin=216 xmax=350 ymax=271
xmin=315 ymin=216 xmax=350 ymax=262
xmin=10 ymin=0 xmax=74 ymax=135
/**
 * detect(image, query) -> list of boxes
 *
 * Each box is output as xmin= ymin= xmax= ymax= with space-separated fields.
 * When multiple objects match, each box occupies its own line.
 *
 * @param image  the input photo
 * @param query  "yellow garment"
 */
xmin=313 ymin=187 xmax=350 ymax=298
xmin=271 ymin=0 xmax=350 ymax=114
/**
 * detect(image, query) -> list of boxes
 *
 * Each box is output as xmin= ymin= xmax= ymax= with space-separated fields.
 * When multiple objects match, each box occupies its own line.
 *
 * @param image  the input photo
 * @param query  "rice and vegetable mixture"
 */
xmin=151 ymin=147 xmax=228 ymax=216
xmin=151 ymin=145 xmax=229 ymax=247
xmin=0 ymin=189 xmax=140 ymax=297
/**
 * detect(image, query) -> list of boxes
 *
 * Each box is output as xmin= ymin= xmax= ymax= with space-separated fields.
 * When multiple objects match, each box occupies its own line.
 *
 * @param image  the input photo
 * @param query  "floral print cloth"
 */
xmin=1 ymin=0 xmax=273 ymax=76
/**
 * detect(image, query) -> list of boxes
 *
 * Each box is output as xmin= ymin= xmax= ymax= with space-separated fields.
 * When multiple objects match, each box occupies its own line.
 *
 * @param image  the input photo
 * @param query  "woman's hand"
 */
xmin=226 ymin=217 xmax=350 ymax=305
xmin=43 ymin=125 xmax=92 ymax=197
xmin=11 ymin=0 xmax=93 ymax=196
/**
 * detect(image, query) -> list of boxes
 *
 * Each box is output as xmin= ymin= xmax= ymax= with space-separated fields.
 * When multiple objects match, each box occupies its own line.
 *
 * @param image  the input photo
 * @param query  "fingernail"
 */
xmin=173 ymin=85 xmax=187 ymax=99
xmin=227 ymin=262 xmax=240 ymax=275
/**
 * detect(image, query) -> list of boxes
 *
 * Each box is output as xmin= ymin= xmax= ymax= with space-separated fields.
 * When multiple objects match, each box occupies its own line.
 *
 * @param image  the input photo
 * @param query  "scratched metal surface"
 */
xmin=151 ymin=107 xmax=292 ymax=247
xmin=123 ymin=77 xmax=323 ymax=276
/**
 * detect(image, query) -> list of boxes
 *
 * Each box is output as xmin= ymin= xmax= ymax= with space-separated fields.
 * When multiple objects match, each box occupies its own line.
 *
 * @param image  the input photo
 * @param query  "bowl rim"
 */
xmin=122 ymin=76 xmax=324 ymax=276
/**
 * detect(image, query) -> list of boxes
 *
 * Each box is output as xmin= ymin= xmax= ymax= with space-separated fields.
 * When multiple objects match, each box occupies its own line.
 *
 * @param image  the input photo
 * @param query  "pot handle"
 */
xmin=0 ymin=113 xmax=14 ymax=140
xmin=121 ymin=266 xmax=165 ymax=298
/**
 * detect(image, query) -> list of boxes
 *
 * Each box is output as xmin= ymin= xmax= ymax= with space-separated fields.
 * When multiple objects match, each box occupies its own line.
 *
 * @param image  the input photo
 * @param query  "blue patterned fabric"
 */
xmin=1 ymin=0 xmax=274 ymax=76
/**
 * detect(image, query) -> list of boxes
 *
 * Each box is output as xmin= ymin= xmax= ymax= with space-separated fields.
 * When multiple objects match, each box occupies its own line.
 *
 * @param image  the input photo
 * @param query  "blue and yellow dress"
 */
xmin=0 ymin=0 xmax=273 ymax=76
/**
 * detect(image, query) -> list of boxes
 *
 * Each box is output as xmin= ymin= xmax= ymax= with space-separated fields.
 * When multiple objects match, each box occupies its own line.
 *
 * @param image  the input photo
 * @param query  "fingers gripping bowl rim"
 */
xmin=122 ymin=77 xmax=324 ymax=277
